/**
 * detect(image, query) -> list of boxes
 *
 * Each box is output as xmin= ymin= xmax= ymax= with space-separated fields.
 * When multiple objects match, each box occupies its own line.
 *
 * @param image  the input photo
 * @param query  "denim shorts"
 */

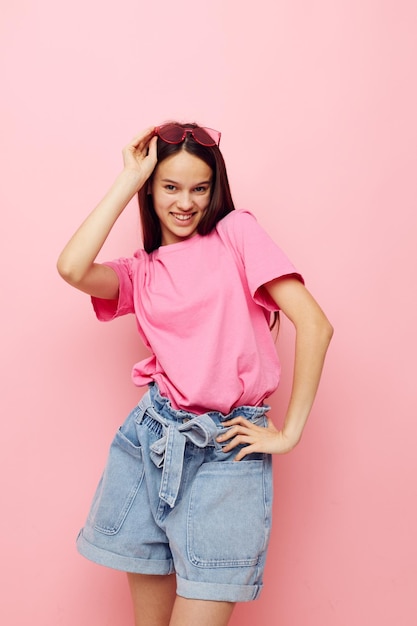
xmin=77 ymin=383 xmax=273 ymax=602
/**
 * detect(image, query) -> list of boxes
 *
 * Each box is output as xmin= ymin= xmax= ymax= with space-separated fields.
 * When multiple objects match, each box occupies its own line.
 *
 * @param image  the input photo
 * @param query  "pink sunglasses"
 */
xmin=154 ymin=123 xmax=221 ymax=147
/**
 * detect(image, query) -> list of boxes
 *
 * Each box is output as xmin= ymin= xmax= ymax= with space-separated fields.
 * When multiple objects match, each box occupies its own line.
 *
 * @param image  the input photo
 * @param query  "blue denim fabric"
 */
xmin=77 ymin=384 xmax=273 ymax=602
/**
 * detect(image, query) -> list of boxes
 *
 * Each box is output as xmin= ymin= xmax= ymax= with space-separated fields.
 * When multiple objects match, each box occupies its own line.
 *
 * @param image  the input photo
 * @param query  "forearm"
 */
xmin=282 ymin=317 xmax=333 ymax=448
xmin=57 ymin=169 xmax=145 ymax=284
xmin=216 ymin=313 xmax=333 ymax=460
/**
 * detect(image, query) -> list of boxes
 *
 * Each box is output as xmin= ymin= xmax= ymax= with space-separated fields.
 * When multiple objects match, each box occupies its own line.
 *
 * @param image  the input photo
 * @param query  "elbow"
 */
xmin=56 ymin=254 xmax=72 ymax=283
xmin=295 ymin=315 xmax=334 ymax=351
xmin=304 ymin=312 xmax=334 ymax=349
xmin=56 ymin=254 xmax=82 ymax=286
xmin=56 ymin=255 xmax=70 ymax=282
xmin=326 ymin=320 xmax=334 ymax=345
xmin=319 ymin=316 xmax=334 ymax=348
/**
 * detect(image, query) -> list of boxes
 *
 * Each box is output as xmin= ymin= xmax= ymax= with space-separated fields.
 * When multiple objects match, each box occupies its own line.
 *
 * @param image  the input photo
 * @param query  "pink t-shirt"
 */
xmin=92 ymin=210 xmax=303 ymax=414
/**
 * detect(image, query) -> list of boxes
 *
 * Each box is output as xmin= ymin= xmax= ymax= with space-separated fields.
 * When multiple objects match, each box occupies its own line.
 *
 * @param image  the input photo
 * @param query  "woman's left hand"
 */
xmin=216 ymin=416 xmax=299 ymax=461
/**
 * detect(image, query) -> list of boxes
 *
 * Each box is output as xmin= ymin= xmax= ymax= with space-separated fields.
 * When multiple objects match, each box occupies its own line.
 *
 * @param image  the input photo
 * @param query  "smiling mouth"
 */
xmin=170 ymin=212 xmax=195 ymax=222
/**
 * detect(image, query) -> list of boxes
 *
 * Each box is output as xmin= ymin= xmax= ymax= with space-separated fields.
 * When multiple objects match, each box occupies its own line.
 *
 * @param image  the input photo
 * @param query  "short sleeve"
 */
xmin=219 ymin=210 xmax=304 ymax=311
xmin=91 ymin=258 xmax=135 ymax=321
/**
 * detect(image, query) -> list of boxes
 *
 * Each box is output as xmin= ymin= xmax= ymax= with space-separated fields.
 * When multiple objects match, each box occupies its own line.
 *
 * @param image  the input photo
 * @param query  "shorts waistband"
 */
xmin=143 ymin=382 xmax=270 ymax=425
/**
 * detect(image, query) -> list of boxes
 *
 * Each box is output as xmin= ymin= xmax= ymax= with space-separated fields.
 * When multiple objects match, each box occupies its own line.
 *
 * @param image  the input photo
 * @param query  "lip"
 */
xmin=170 ymin=212 xmax=196 ymax=224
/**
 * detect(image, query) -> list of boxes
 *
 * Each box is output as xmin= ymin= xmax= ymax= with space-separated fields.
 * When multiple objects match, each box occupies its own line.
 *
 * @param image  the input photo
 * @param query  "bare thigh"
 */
xmin=127 ymin=573 xmax=177 ymax=626
xmin=127 ymin=573 xmax=235 ymax=626
xmin=170 ymin=596 xmax=235 ymax=626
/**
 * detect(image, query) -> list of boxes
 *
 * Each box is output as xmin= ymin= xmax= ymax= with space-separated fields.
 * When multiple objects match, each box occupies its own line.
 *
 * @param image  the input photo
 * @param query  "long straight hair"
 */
xmin=138 ymin=123 xmax=235 ymax=254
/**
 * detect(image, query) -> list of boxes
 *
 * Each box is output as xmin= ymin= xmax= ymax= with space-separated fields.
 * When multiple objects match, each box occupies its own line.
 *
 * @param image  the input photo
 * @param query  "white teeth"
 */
xmin=173 ymin=213 xmax=192 ymax=221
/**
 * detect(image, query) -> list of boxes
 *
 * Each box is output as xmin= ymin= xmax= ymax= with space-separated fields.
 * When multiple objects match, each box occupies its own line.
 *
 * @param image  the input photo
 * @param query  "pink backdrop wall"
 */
xmin=1 ymin=1 xmax=416 ymax=624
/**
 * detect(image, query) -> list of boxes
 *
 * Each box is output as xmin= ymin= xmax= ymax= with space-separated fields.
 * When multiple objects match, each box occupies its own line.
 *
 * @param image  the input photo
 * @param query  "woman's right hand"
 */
xmin=57 ymin=127 xmax=159 ymax=297
xmin=122 ymin=127 xmax=158 ymax=182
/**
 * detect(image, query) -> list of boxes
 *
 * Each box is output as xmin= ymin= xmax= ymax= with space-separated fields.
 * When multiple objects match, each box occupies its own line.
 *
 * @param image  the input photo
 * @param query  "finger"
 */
xmin=232 ymin=440 xmax=265 ymax=461
xmin=217 ymin=424 xmax=251 ymax=442
xmin=233 ymin=446 xmax=253 ymax=462
xmin=124 ymin=128 xmax=155 ymax=156
xmin=222 ymin=416 xmax=256 ymax=429
xmin=147 ymin=135 xmax=158 ymax=159
xmin=130 ymin=126 xmax=155 ymax=147
xmin=221 ymin=434 xmax=255 ymax=452
xmin=222 ymin=415 xmax=248 ymax=425
xmin=221 ymin=422 xmax=263 ymax=440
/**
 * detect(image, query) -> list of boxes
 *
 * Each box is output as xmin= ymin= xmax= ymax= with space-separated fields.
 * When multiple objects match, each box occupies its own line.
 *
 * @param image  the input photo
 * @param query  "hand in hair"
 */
xmin=122 ymin=126 xmax=158 ymax=182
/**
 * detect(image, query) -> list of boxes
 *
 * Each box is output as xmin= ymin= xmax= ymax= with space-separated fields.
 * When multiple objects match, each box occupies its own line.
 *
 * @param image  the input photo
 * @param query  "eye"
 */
xmin=164 ymin=184 xmax=176 ymax=191
xmin=194 ymin=185 xmax=209 ymax=193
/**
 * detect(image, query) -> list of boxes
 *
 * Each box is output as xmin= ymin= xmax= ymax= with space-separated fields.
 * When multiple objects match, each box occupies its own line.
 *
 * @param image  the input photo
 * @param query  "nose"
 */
xmin=176 ymin=191 xmax=194 ymax=211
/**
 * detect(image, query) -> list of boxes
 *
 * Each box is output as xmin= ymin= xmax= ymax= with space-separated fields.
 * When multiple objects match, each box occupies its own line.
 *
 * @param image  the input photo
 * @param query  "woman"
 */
xmin=57 ymin=123 xmax=333 ymax=626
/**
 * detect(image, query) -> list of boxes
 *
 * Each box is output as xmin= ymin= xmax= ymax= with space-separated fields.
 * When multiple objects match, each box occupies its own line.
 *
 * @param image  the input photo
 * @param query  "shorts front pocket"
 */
xmin=88 ymin=427 xmax=145 ymax=535
xmin=187 ymin=459 xmax=272 ymax=568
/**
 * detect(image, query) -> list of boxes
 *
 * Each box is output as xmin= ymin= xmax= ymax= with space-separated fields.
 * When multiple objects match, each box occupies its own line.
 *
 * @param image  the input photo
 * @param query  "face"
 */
xmin=151 ymin=150 xmax=213 ymax=246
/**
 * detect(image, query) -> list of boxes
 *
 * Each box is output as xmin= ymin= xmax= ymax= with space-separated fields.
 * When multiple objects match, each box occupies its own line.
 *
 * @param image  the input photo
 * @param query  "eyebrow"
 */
xmin=161 ymin=178 xmax=212 ymax=185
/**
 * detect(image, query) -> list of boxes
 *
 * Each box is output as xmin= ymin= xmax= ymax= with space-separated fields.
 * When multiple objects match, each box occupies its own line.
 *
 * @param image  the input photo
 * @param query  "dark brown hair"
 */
xmin=138 ymin=122 xmax=235 ymax=253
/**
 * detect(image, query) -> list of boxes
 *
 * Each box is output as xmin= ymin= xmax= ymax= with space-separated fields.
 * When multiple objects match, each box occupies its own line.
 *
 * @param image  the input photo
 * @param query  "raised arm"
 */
xmin=217 ymin=277 xmax=334 ymax=459
xmin=57 ymin=127 xmax=157 ymax=299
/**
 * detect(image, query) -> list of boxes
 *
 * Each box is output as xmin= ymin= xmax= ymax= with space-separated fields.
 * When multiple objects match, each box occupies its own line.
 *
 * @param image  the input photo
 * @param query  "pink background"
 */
xmin=1 ymin=1 xmax=416 ymax=624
